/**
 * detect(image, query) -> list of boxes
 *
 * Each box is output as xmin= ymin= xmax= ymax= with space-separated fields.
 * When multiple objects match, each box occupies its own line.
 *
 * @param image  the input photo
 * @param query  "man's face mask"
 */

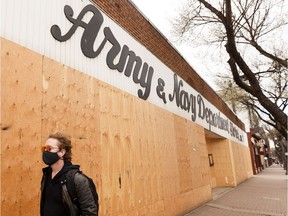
xmin=41 ymin=145 xmax=61 ymax=165
xmin=42 ymin=151 xmax=60 ymax=165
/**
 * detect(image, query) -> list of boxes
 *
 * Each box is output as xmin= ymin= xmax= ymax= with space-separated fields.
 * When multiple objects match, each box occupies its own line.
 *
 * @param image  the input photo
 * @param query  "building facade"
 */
xmin=1 ymin=0 xmax=253 ymax=215
xmin=248 ymin=127 xmax=272 ymax=174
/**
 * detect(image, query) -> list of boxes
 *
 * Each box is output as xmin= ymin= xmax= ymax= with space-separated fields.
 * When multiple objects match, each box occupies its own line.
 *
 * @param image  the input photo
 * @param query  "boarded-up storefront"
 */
xmin=1 ymin=0 xmax=253 ymax=215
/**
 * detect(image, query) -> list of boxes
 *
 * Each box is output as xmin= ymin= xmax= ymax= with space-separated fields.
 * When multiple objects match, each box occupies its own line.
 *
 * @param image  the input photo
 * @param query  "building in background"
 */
xmin=248 ymin=127 xmax=272 ymax=174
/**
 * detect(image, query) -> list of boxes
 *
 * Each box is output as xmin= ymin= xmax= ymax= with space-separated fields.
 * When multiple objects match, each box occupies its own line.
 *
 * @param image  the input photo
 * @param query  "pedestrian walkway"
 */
xmin=185 ymin=164 xmax=288 ymax=216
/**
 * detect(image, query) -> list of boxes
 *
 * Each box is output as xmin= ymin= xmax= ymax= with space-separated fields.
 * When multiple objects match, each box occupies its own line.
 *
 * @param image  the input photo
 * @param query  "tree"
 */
xmin=268 ymin=128 xmax=287 ymax=171
xmin=215 ymin=77 xmax=260 ymax=128
xmin=216 ymin=75 xmax=287 ymax=167
xmin=172 ymin=0 xmax=288 ymax=139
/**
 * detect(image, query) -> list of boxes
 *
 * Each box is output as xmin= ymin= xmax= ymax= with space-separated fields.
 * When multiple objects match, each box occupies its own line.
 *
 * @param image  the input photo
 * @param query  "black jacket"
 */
xmin=40 ymin=162 xmax=98 ymax=216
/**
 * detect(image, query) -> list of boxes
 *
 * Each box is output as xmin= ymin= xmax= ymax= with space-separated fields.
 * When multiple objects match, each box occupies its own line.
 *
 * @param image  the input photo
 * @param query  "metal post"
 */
xmin=285 ymin=152 xmax=288 ymax=175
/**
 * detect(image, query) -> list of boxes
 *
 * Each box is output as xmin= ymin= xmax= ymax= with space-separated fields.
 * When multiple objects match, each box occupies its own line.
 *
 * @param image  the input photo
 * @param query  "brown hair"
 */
xmin=48 ymin=132 xmax=72 ymax=162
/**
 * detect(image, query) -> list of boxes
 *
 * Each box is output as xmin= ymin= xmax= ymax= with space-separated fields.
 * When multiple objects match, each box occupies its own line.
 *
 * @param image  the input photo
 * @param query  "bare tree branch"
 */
xmin=172 ymin=0 xmax=288 ymax=138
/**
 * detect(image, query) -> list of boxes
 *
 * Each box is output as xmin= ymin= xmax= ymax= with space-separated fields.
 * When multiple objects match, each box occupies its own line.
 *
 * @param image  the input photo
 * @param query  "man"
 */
xmin=40 ymin=132 xmax=98 ymax=216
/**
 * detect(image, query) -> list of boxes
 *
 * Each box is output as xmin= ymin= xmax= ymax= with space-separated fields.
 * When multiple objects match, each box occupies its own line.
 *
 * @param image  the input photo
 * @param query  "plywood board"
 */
xmin=1 ymin=39 xmax=251 ymax=216
xmin=1 ymin=38 xmax=42 ymax=216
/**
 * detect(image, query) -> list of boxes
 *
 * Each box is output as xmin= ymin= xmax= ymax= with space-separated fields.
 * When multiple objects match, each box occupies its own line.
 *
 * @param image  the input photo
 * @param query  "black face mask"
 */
xmin=42 ymin=151 xmax=60 ymax=165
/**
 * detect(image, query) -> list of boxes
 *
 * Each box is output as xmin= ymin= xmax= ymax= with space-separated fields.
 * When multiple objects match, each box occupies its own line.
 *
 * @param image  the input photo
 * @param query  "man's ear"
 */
xmin=60 ymin=149 xmax=66 ymax=156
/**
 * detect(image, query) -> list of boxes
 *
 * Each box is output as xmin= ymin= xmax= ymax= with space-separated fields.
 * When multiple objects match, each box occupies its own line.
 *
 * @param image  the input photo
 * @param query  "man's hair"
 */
xmin=49 ymin=132 xmax=72 ymax=162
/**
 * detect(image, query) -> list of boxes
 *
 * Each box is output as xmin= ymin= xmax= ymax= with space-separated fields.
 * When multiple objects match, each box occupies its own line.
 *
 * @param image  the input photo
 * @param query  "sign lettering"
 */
xmin=51 ymin=3 xmax=245 ymax=143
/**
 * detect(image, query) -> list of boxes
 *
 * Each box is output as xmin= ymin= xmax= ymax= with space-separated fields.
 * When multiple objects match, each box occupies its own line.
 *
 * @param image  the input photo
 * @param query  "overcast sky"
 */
xmin=130 ymin=0 xmax=218 ymax=90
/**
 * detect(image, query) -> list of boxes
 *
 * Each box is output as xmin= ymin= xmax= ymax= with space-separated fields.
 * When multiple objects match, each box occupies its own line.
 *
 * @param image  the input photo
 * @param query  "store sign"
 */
xmin=1 ymin=0 xmax=246 ymax=144
xmin=50 ymin=3 xmax=245 ymax=143
xmin=51 ymin=4 xmax=153 ymax=101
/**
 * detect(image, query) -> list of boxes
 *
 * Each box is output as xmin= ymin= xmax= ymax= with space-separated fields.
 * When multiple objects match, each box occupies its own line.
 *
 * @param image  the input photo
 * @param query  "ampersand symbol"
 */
xmin=156 ymin=78 xmax=167 ymax=104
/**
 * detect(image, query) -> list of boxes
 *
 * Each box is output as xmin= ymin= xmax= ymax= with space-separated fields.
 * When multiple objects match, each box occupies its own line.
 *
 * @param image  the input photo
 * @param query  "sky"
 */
xmin=130 ymin=0 xmax=219 ymax=90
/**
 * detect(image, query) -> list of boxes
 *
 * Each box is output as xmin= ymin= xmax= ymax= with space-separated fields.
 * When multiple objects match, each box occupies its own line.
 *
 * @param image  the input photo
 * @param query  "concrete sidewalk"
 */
xmin=185 ymin=164 xmax=288 ymax=216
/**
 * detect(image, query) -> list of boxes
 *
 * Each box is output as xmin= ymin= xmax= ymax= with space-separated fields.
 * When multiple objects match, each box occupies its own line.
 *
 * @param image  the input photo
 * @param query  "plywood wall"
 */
xmin=1 ymin=38 xmax=42 ymax=216
xmin=230 ymin=141 xmax=253 ymax=184
xmin=206 ymin=138 xmax=235 ymax=187
xmin=1 ymin=38 xmax=213 ymax=216
xmin=206 ymin=138 xmax=253 ymax=188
